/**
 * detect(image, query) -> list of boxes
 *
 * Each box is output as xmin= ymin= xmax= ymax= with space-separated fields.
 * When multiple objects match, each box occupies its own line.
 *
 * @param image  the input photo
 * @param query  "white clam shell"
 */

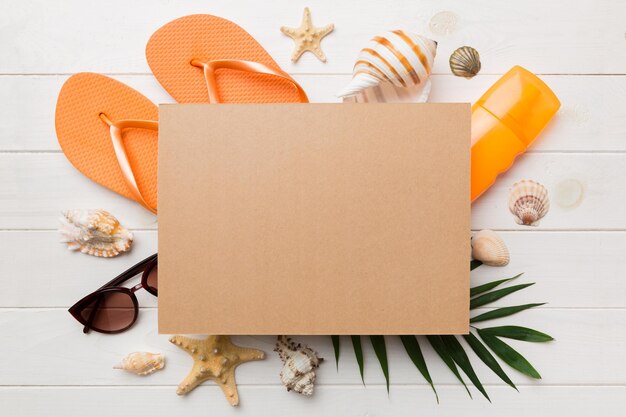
xmin=114 ymin=352 xmax=165 ymax=376
xmin=274 ymin=336 xmax=323 ymax=396
xmin=59 ymin=209 xmax=133 ymax=257
xmin=337 ymin=30 xmax=437 ymax=101
xmin=471 ymin=229 xmax=510 ymax=267
xmin=508 ymin=180 xmax=550 ymax=226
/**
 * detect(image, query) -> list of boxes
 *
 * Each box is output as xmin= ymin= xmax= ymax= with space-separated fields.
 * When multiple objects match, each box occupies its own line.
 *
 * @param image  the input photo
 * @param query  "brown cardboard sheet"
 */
xmin=158 ymin=103 xmax=470 ymax=334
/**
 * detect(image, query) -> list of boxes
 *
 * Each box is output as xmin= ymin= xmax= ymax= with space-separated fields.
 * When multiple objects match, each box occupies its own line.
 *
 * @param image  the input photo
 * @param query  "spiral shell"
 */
xmin=449 ymin=46 xmax=481 ymax=78
xmin=114 ymin=352 xmax=165 ymax=376
xmin=508 ymin=180 xmax=550 ymax=226
xmin=337 ymin=30 xmax=437 ymax=99
xmin=274 ymin=336 xmax=323 ymax=396
xmin=59 ymin=209 xmax=133 ymax=257
xmin=471 ymin=229 xmax=509 ymax=266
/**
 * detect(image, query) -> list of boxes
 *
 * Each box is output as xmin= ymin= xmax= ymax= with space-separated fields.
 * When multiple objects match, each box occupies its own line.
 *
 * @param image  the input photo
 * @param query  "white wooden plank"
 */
xmin=0 ymin=231 xmax=159 ymax=307
xmin=2 ymin=152 xmax=626 ymax=230
xmin=471 ymin=152 xmax=626 ymax=230
xmin=0 ymin=153 xmax=157 ymax=229
xmin=1 ymin=0 xmax=623 ymax=74
xmin=2 ymin=386 xmax=624 ymax=417
xmin=0 ymin=308 xmax=622 ymax=386
xmin=2 ymin=74 xmax=625 ymax=151
xmin=1 ymin=231 xmax=623 ymax=309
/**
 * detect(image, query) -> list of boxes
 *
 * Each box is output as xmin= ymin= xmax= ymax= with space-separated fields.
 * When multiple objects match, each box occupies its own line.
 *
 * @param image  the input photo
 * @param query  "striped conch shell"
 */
xmin=337 ymin=30 xmax=437 ymax=100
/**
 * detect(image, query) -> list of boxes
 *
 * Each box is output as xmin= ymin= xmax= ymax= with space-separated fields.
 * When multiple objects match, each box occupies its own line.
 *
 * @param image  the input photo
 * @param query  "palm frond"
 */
xmin=427 ymin=335 xmax=472 ymax=398
xmin=369 ymin=336 xmax=390 ymax=393
xmin=470 ymin=283 xmax=535 ymax=309
xmin=470 ymin=303 xmax=545 ymax=323
xmin=480 ymin=326 xmax=554 ymax=342
xmin=441 ymin=335 xmax=490 ymax=401
xmin=477 ymin=329 xmax=542 ymax=379
xmin=400 ymin=335 xmax=438 ymax=402
xmin=351 ymin=335 xmax=365 ymax=384
xmin=331 ymin=335 xmax=340 ymax=370
xmin=463 ymin=332 xmax=517 ymax=391
xmin=331 ymin=268 xmax=553 ymax=401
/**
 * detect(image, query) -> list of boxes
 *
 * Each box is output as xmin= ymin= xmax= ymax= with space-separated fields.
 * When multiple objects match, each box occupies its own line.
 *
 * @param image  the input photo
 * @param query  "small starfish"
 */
xmin=169 ymin=335 xmax=265 ymax=406
xmin=281 ymin=7 xmax=334 ymax=62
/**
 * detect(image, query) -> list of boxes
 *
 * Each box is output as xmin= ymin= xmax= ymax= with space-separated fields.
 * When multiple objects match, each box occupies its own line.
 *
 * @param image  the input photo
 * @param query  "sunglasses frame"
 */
xmin=68 ymin=253 xmax=158 ymax=334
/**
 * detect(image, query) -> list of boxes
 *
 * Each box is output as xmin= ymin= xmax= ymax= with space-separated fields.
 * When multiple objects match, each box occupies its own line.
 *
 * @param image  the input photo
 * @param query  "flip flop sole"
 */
xmin=55 ymin=73 xmax=159 ymax=210
xmin=146 ymin=14 xmax=302 ymax=103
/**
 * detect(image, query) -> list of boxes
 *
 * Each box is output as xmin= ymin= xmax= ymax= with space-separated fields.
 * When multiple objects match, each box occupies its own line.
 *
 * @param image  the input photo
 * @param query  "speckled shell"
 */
xmin=471 ymin=229 xmax=510 ymax=266
xmin=449 ymin=46 xmax=481 ymax=78
xmin=114 ymin=352 xmax=165 ymax=376
xmin=337 ymin=30 xmax=437 ymax=100
xmin=274 ymin=336 xmax=323 ymax=396
xmin=508 ymin=180 xmax=550 ymax=226
xmin=59 ymin=209 xmax=133 ymax=257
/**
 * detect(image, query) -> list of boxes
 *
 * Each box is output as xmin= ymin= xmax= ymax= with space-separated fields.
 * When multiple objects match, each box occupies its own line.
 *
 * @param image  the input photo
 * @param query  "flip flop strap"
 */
xmin=190 ymin=59 xmax=309 ymax=103
xmin=101 ymin=114 xmax=159 ymax=214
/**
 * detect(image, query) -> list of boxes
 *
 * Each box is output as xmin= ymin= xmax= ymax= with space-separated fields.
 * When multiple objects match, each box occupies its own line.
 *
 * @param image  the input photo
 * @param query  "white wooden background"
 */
xmin=1 ymin=0 xmax=625 ymax=415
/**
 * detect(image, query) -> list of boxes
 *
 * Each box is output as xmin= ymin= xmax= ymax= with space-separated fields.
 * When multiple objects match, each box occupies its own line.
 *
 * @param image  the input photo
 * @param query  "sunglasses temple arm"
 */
xmin=98 ymin=253 xmax=158 ymax=290
xmin=82 ymin=296 xmax=104 ymax=334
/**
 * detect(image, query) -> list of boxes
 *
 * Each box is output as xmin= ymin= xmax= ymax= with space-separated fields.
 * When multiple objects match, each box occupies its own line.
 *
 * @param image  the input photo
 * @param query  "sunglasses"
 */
xmin=69 ymin=254 xmax=158 ymax=334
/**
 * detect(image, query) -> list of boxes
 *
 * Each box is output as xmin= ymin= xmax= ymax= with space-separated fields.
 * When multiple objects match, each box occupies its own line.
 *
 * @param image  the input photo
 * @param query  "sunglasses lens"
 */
xmin=79 ymin=291 xmax=136 ymax=332
xmin=146 ymin=264 xmax=158 ymax=294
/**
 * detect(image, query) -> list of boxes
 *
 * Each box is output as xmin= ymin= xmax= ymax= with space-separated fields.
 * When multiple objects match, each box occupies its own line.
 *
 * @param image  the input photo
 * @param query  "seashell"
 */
xmin=336 ymin=30 xmax=437 ymax=101
xmin=114 ymin=352 xmax=165 ymax=376
xmin=508 ymin=180 xmax=550 ymax=226
xmin=449 ymin=46 xmax=481 ymax=78
xmin=59 ymin=209 xmax=133 ymax=257
xmin=274 ymin=336 xmax=323 ymax=396
xmin=471 ymin=229 xmax=509 ymax=266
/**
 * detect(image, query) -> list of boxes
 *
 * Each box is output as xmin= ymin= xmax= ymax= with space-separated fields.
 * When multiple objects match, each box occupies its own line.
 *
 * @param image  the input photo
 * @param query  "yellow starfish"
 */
xmin=281 ymin=7 xmax=334 ymax=62
xmin=169 ymin=335 xmax=265 ymax=406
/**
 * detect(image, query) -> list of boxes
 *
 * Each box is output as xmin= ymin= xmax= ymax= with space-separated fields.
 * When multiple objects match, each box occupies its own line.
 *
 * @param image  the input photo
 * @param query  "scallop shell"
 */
xmin=114 ymin=352 xmax=165 ymax=376
xmin=336 ymin=30 xmax=437 ymax=101
xmin=508 ymin=180 xmax=550 ymax=226
xmin=471 ymin=229 xmax=510 ymax=266
xmin=449 ymin=46 xmax=481 ymax=78
xmin=274 ymin=336 xmax=323 ymax=396
xmin=59 ymin=209 xmax=133 ymax=257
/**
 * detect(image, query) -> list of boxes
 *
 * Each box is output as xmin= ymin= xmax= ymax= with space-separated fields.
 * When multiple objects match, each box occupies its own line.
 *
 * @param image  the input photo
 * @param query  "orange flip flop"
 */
xmin=55 ymin=73 xmax=159 ymax=213
xmin=146 ymin=14 xmax=308 ymax=104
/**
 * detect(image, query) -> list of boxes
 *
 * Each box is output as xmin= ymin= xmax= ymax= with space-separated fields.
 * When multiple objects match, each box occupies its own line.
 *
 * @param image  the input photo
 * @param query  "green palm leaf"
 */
xmin=470 ymin=303 xmax=545 ymax=323
xmin=470 ymin=283 xmax=535 ymax=309
xmin=351 ymin=335 xmax=365 ymax=383
xmin=441 ymin=335 xmax=490 ymax=402
xmin=427 ymin=335 xmax=472 ymax=398
xmin=477 ymin=329 xmax=541 ymax=379
xmin=480 ymin=326 xmax=554 ymax=342
xmin=470 ymin=273 xmax=523 ymax=297
xmin=463 ymin=332 xmax=517 ymax=391
xmin=369 ymin=336 xmax=390 ymax=393
xmin=470 ymin=260 xmax=483 ymax=270
xmin=328 ymin=265 xmax=550 ymax=399
xmin=331 ymin=335 xmax=340 ymax=369
xmin=400 ymin=335 xmax=438 ymax=402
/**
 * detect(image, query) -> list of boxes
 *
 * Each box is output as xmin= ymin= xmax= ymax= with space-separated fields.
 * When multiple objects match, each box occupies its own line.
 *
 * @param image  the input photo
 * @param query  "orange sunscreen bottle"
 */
xmin=471 ymin=66 xmax=560 ymax=201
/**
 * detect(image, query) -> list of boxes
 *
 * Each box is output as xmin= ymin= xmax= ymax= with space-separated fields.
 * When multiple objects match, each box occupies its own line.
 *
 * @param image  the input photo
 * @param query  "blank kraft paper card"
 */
xmin=158 ymin=103 xmax=470 ymax=335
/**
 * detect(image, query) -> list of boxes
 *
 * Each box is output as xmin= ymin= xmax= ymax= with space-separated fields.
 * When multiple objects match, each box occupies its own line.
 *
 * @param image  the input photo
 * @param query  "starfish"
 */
xmin=281 ymin=7 xmax=334 ymax=62
xmin=169 ymin=335 xmax=265 ymax=406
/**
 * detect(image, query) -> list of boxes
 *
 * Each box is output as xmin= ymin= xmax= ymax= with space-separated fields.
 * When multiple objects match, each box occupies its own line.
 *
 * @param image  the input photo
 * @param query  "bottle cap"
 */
xmin=475 ymin=66 xmax=561 ymax=146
